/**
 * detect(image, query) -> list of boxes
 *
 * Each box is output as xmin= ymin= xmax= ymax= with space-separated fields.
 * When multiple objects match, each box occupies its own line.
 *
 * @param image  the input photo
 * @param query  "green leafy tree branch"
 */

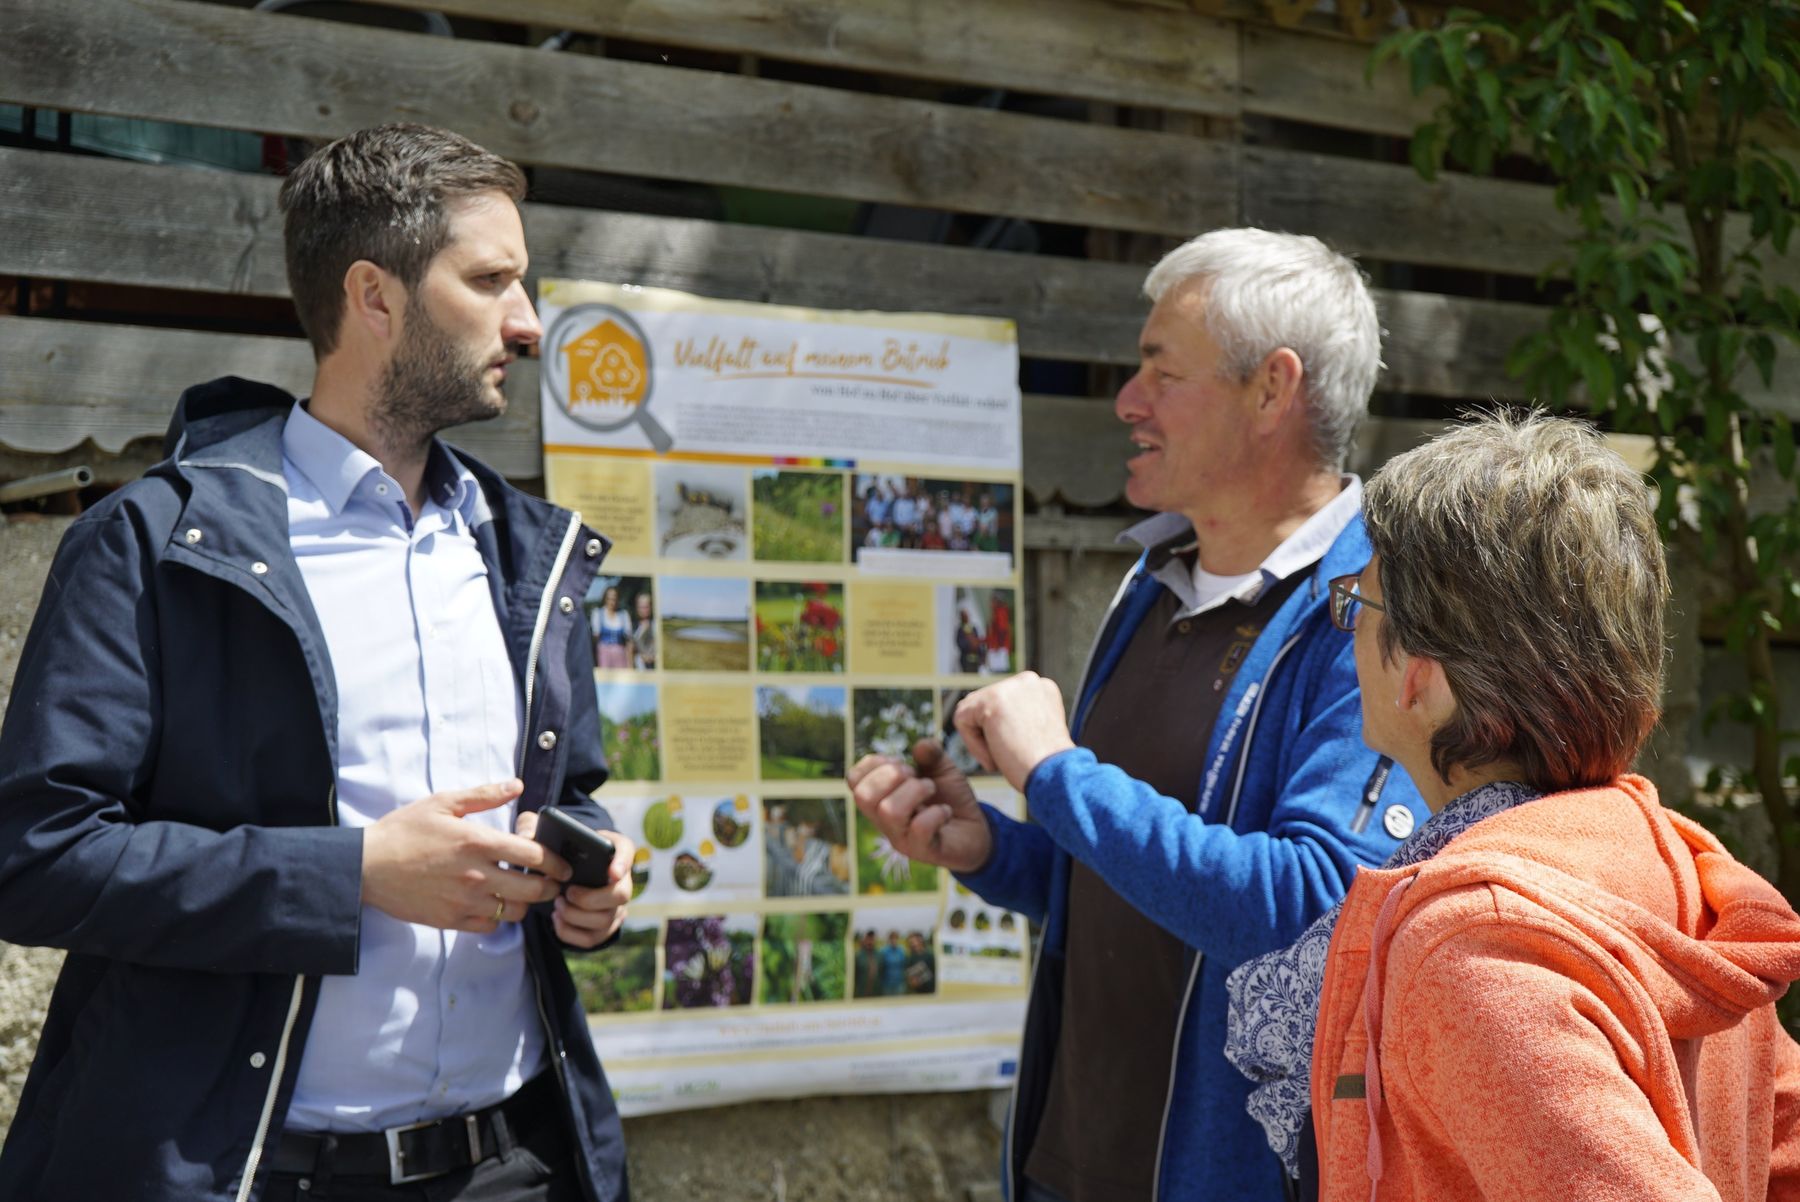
xmin=1376 ymin=1 xmax=1800 ymax=902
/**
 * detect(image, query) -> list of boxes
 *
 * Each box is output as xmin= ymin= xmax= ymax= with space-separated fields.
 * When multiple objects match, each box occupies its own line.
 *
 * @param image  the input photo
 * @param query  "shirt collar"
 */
xmin=283 ymin=402 xmax=382 ymax=516
xmin=282 ymin=402 xmax=479 ymax=525
xmin=1121 ymin=476 xmax=1364 ymax=615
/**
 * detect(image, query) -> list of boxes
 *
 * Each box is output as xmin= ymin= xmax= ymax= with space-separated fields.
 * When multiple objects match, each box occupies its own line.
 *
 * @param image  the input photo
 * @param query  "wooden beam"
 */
xmin=0 ymin=317 xmax=544 ymax=477
xmin=1 ymin=0 xmax=1237 ymax=238
xmin=0 ymin=146 xmax=1557 ymax=405
xmin=377 ymin=0 xmax=1242 ymax=118
xmin=0 ymin=317 xmax=1135 ymax=502
xmin=1244 ymin=146 xmax=1800 ymax=293
xmin=1242 ymin=21 xmax=1800 ymax=152
xmin=0 ymin=146 xmax=1142 ymax=366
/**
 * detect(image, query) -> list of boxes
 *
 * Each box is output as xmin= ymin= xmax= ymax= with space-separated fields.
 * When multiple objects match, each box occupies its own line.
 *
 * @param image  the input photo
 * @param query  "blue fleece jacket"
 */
xmin=959 ymin=512 xmax=1426 ymax=1202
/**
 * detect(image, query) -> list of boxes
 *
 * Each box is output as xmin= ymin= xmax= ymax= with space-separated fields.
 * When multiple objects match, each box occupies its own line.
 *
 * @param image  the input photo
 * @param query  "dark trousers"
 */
xmin=262 ymin=1107 xmax=584 ymax=1202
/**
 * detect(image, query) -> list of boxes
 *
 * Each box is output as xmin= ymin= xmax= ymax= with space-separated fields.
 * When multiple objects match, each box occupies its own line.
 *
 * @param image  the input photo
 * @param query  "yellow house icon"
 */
xmin=562 ymin=318 xmax=648 ymax=411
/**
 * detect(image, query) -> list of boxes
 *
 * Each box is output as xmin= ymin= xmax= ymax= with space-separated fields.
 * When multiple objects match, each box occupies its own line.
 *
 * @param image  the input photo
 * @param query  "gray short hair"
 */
xmin=1143 ymin=228 xmax=1381 ymax=471
xmin=1363 ymin=411 xmax=1668 ymax=792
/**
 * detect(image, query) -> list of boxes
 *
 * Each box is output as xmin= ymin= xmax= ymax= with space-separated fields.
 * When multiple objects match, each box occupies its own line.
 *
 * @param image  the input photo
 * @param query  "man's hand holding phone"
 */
xmin=517 ymin=805 xmax=635 ymax=949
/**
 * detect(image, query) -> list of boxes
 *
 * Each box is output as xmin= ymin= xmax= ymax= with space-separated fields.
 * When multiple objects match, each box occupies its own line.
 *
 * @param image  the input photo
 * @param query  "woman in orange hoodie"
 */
xmin=1225 ymin=412 xmax=1800 ymax=1201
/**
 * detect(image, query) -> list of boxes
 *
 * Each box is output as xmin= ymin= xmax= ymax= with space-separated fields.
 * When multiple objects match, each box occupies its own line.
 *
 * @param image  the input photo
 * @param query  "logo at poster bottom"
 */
xmin=544 ymin=302 xmax=675 ymax=452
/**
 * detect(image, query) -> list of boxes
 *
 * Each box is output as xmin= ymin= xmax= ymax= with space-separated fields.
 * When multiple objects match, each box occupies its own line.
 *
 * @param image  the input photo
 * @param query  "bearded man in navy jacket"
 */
xmin=851 ymin=229 xmax=1428 ymax=1202
xmin=0 ymin=124 xmax=633 ymax=1202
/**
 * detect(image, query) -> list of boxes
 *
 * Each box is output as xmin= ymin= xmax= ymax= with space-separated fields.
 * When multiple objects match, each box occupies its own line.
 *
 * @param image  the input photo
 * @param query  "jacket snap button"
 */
xmin=251 ymin=562 xmax=269 ymax=576
xmin=185 ymin=528 xmax=203 ymax=545
xmin=584 ymin=538 xmax=601 ymax=558
xmin=537 ymin=730 xmax=557 ymax=751
xmin=249 ymin=1051 xmax=266 ymax=1069
xmin=558 ymin=596 xmax=574 ymax=614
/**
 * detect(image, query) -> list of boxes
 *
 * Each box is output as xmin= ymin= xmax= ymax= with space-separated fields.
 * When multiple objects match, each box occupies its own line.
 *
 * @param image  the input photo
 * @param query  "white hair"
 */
xmin=1143 ymin=228 xmax=1382 ymax=470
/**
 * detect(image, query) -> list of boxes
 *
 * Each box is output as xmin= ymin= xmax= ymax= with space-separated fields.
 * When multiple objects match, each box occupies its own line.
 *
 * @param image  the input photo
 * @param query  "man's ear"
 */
xmin=342 ymin=259 xmax=402 ymax=345
xmin=1253 ymin=346 xmax=1305 ymax=421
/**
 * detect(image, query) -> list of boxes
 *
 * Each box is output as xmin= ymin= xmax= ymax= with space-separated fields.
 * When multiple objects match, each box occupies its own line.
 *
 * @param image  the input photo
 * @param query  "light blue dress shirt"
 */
xmin=280 ymin=403 xmax=546 ymax=1133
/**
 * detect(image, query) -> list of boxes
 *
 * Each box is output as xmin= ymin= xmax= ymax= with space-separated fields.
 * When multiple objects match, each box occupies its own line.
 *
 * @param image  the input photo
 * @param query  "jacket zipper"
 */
xmin=1003 ymin=564 xmax=1142 ymax=1198
xmin=520 ymin=514 xmax=589 ymax=1191
xmin=235 ymin=783 xmax=336 ymax=1202
xmin=520 ymin=513 xmax=583 ymax=767
xmin=1149 ymin=634 xmax=1299 ymax=1202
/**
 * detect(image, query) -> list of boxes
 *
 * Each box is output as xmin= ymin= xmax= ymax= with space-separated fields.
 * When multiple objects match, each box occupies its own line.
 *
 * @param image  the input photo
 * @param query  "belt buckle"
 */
xmin=384 ymin=1117 xmax=444 ymax=1186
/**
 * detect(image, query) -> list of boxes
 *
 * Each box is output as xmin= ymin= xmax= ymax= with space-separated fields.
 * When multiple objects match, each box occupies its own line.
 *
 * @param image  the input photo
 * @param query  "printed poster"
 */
xmin=539 ymin=280 xmax=1030 ymax=1115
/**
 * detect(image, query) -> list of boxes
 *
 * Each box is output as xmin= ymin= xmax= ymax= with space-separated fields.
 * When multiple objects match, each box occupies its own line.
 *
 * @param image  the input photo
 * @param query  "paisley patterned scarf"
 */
xmin=1223 ymin=781 xmax=1542 ymax=1177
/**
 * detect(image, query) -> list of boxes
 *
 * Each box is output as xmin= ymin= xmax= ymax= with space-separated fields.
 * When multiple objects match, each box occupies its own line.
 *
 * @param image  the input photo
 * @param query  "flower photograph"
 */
xmin=757 ymin=685 xmax=847 ymax=780
xmin=596 ymin=682 xmax=659 ymax=781
xmin=755 ymin=580 xmax=845 ymax=673
xmin=759 ymin=912 xmax=849 ymax=1005
xmin=852 ymin=687 xmax=934 ymax=763
xmin=751 ymin=469 xmax=845 ymax=563
xmin=661 ymin=915 xmax=757 ymax=1010
xmin=854 ymin=816 xmax=939 ymax=895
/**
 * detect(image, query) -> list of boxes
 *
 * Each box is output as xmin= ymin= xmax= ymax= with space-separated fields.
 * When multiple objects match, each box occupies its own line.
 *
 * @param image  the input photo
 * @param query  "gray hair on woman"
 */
xmin=1143 ymin=228 xmax=1381 ymax=471
xmin=1362 ymin=410 xmax=1669 ymax=792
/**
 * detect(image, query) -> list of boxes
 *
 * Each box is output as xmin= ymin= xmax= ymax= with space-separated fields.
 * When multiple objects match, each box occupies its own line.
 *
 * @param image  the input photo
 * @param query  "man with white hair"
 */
xmin=851 ymin=229 xmax=1427 ymax=1202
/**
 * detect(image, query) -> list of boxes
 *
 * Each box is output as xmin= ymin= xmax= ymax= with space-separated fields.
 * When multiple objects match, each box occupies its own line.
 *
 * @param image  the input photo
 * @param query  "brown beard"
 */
xmin=370 ymin=296 xmax=502 ymax=456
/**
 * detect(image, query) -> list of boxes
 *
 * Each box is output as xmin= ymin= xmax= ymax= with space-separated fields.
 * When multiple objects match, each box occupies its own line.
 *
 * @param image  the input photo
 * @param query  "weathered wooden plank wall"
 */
xmin=4 ymin=0 xmax=1792 ymax=515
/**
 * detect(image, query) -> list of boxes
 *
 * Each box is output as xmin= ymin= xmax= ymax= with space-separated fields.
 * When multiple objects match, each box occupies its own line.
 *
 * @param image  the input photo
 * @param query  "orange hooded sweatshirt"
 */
xmin=1311 ymin=775 xmax=1800 ymax=1202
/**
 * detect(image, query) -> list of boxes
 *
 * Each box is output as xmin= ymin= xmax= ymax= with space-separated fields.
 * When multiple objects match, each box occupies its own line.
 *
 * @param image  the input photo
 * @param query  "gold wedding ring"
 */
xmin=492 ymin=896 xmax=506 ymax=924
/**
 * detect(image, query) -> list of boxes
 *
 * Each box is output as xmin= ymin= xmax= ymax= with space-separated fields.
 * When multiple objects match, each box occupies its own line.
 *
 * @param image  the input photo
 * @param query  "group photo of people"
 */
xmin=850 ymin=474 xmax=1014 ymax=561
xmin=851 ymin=924 xmax=938 ymax=999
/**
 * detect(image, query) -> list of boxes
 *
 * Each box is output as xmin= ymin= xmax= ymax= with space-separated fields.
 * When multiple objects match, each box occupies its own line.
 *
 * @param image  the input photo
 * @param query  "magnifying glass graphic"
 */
xmin=541 ymin=302 xmax=675 ymax=453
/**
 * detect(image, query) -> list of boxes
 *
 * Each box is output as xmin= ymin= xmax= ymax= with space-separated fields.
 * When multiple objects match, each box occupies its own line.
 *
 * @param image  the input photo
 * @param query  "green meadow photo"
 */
xmin=566 ymin=921 xmax=659 ymax=1014
xmin=596 ymin=682 xmax=659 ymax=781
xmin=752 ymin=469 xmax=845 ymax=563
xmin=758 ymin=685 xmax=847 ymax=780
xmin=661 ymin=576 xmax=751 ymax=672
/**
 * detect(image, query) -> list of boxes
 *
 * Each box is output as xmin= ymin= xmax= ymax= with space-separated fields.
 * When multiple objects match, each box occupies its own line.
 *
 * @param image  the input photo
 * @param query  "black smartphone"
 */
xmin=534 ymin=805 xmax=617 ymax=889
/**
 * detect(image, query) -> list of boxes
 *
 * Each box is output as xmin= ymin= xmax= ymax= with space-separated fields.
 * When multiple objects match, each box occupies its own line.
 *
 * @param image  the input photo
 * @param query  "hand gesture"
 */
xmin=849 ymin=740 xmax=992 ymax=874
xmin=515 ymin=808 xmax=636 ymax=950
xmin=361 ymin=779 xmax=569 ymax=931
xmin=953 ymin=672 xmax=1076 ymax=791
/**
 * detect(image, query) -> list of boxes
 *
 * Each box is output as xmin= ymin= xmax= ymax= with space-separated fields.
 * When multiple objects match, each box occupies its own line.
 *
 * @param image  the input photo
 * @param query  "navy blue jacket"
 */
xmin=0 ymin=378 xmax=628 ymax=1202
xmin=958 ymin=514 xmax=1427 ymax=1202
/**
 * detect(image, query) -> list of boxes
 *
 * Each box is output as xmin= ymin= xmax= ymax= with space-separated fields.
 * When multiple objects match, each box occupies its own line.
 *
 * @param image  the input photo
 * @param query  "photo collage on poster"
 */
xmin=539 ymin=279 xmax=1028 ymax=1109
xmin=559 ymin=457 xmax=1030 ymax=1019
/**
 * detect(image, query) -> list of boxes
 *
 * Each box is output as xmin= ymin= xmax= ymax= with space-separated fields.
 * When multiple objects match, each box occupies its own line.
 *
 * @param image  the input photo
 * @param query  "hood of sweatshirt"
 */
xmin=1374 ymin=775 xmax=1800 ymax=1041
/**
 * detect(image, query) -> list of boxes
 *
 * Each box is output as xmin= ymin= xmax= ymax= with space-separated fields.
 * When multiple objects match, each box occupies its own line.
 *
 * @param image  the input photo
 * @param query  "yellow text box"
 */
xmin=545 ymin=452 xmax=654 ymax=559
xmin=662 ymin=683 xmax=756 ymax=783
xmin=847 ymin=582 xmax=935 ymax=676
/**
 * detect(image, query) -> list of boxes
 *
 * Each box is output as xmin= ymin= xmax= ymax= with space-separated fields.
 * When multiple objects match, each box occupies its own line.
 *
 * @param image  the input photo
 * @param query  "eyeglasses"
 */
xmin=1328 ymin=574 xmax=1386 ymax=633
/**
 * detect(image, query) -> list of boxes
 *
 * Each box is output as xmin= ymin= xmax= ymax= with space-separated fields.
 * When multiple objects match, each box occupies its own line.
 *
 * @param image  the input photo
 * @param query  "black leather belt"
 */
xmin=270 ymin=1071 xmax=558 ymax=1185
